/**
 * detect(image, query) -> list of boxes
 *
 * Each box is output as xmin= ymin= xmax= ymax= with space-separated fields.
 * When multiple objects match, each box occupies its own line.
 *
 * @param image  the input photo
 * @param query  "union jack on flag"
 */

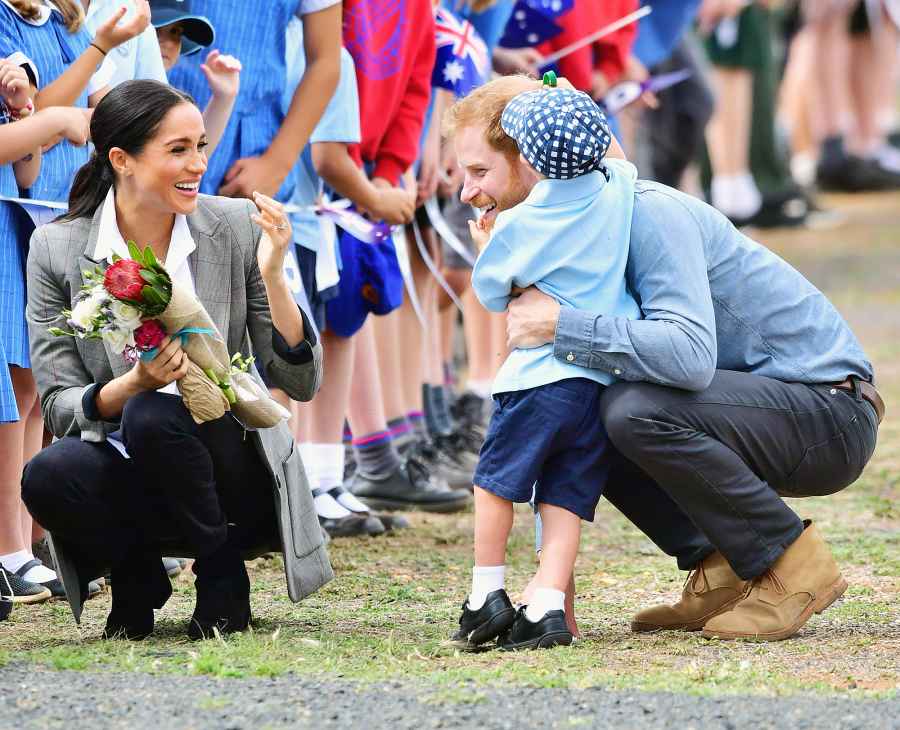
xmin=432 ymin=6 xmax=489 ymax=97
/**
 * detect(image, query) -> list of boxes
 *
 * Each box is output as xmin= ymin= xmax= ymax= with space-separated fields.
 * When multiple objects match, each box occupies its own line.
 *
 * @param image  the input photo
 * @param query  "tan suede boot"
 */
xmin=701 ymin=521 xmax=847 ymax=641
xmin=631 ymin=551 xmax=749 ymax=633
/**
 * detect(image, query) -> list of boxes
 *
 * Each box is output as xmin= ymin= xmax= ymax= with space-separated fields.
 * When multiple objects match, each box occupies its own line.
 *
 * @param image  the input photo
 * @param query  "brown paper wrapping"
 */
xmin=156 ymin=282 xmax=288 ymax=428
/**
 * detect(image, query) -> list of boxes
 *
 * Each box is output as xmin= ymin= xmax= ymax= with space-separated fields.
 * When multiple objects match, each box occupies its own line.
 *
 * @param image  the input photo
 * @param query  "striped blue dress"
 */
xmin=0 ymin=31 xmax=30 ymax=421
xmin=0 ymin=6 xmax=93 ymax=422
xmin=167 ymin=0 xmax=302 ymax=201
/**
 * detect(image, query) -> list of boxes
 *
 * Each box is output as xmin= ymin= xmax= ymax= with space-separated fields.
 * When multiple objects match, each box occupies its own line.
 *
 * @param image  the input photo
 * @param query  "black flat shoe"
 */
xmin=450 ymin=589 xmax=515 ymax=650
xmin=102 ymin=607 xmax=154 ymax=641
xmin=188 ymin=554 xmax=252 ymax=641
xmin=318 ymin=513 xmax=375 ymax=538
xmin=497 ymin=607 xmax=573 ymax=651
xmin=101 ymin=551 xmax=172 ymax=641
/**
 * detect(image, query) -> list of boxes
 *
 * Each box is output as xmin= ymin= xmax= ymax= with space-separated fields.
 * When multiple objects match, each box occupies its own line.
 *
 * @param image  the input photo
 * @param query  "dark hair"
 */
xmin=63 ymin=80 xmax=196 ymax=221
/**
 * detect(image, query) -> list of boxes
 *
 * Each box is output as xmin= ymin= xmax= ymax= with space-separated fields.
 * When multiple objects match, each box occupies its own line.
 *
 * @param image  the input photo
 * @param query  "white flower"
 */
xmin=70 ymin=289 xmax=104 ymax=330
xmin=100 ymin=324 xmax=134 ymax=354
xmin=110 ymin=301 xmax=142 ymax=331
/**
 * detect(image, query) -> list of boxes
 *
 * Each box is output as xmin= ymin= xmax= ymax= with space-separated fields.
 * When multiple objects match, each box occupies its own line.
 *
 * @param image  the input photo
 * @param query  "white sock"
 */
xmin=299 ymin=442 xmax=322 ymax=489
xmin=0 ymin=550 xmax=56 ymax=583
xmin=710 ymin=173 xmax=762 ymax=219
xmin=525 ymin=587 xmax=565 ymax=622
xmin=469 ymin=565 xmax=505 ymax=610
xmin=315 ymin=442 xmax=346 ymax=489
xmin=466 ymin=380 xmax=492 ymax=399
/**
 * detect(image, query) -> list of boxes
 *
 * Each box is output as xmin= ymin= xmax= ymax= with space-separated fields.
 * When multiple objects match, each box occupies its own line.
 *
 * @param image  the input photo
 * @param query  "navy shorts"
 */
xmin=473 ymin=378 xmax=610 ymax=522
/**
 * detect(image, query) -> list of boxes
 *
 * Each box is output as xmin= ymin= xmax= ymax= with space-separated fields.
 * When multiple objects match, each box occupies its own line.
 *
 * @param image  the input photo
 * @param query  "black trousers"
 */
xmin=599 ymin=370 xmax=879 ymax=580
xmin=22 ymin=392 xmax=278 ymax=581
xmin=642 ymin=37 xmax=715 ymax=188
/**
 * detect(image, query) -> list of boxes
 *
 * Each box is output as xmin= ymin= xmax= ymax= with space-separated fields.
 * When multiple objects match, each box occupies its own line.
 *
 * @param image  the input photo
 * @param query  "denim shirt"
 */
xmin=554 ymin=180 xmax=874 ymax=389
xmin=473 ymin=160 xmax=641 ymax=395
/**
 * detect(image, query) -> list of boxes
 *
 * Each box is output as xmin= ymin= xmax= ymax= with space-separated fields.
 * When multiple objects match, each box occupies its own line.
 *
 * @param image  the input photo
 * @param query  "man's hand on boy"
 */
xmin=506 ymin=287 xmax=560 ymax=350
xmin=0 ymin=61 xmax=32 ymax=111
xmin=201 ymin=50 xmax=241 ymax=100
xmin=92 ymin=0 xmax=151 ymax=53
xmin=219 ymin=153 xmax=288 ymax=199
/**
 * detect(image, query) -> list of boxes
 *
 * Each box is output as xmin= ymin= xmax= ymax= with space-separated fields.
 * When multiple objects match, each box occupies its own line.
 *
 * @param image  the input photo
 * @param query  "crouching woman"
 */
xmin=22 ymin=80 xmax=330 ymax=640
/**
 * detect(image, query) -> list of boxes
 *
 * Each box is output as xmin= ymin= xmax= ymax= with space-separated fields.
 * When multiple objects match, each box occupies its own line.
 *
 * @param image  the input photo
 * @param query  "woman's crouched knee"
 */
xmin=21 ymin=446 xmax=68 ymax=521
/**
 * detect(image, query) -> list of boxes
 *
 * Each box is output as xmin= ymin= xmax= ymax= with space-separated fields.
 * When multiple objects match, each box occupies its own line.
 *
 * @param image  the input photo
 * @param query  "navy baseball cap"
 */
xmin=149 ymin=0 xmax=215 ymax=57
xmin=501 ymin=87 xmax=612 ymax=180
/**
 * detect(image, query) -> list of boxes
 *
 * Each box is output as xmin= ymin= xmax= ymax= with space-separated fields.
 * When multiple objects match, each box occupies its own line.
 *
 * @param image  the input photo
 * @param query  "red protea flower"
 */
xmin=133 ymin=319 xmax=166 ymax=350
xmin=104 ymin=259 xmax=145 ymax=302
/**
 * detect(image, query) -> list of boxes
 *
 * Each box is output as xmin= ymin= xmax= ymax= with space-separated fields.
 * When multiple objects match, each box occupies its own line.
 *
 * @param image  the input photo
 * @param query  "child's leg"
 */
xmin=470 ymin=486 xmax=513 ymax=608
xmin=526 ymin=502 xmax=581 ymax=622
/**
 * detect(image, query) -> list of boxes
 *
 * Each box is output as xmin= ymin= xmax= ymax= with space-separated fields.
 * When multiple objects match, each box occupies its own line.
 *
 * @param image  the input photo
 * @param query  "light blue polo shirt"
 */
xmin=282 ymin=17 xmax=360 ymax=252
xmin=84 ymin=0 xmax=167 ymax=87
xmin=472 ymin=159 xmax=642 ymax=396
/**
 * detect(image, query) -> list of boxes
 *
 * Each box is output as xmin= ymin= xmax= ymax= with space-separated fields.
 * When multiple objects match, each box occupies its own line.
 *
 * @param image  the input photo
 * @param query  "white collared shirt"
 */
xmin=97 ymin=186 xmax=197 ymax=399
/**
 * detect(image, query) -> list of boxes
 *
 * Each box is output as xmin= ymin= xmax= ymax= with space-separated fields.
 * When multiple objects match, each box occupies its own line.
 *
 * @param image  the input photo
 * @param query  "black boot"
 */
xmin=103 ymin=550 xmax=171 ymax=641
xmin=188 ymin=545 xmax=251 ymax=640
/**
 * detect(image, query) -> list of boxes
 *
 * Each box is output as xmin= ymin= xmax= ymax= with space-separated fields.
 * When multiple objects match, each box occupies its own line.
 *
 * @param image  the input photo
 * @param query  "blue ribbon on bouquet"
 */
xmin=139 ymin=326 xmax=216 ymax=362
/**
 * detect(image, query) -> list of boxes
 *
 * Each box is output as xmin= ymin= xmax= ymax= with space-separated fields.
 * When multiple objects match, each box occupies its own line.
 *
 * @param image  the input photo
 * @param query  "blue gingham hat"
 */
xmin=501 ymin=88 xmax=612 ymax=180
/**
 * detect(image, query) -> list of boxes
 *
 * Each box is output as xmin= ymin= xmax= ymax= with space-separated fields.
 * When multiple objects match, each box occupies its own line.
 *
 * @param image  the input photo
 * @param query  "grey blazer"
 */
xmin=26 ymin=194 xmax=333 ymax=604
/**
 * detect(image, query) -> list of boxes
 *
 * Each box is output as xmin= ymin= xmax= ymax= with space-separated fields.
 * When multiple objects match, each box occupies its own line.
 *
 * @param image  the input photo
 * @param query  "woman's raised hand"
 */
xmin=129 ymin=335 xmax=190 ymax=391
xmin=252 ymin=191 xmax=292 ymax=282
xmin=93 ymin=1 xmax=151 ymax=53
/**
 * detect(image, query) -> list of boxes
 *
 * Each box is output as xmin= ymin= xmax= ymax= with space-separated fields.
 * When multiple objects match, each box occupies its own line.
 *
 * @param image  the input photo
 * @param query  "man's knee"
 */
xmin=599 ymin=381 xmax=665 ymax=453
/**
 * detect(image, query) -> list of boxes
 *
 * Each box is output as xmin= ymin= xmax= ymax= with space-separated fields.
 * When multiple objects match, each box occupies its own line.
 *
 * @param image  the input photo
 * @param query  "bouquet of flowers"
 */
xmin=50 ymin=241 xmax=290 ymax=428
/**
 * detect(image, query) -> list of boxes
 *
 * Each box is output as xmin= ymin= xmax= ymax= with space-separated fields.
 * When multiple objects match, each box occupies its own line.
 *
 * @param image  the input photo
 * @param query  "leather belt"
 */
xmin=833 ymin=378 xmax=885 ymax=425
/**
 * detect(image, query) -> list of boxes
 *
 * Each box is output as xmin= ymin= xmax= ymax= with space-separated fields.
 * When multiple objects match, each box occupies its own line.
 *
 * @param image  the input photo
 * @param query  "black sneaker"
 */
xmin=497 ymin=607 xmax=573 ymax=651
xmin=14 ymin=558 xmax=64 ymax=599
xmin=433 ymin=432 xmax=480 ymax=474
xmin=402 ymin=438 xmax=473 ymax=490
xmin=450 ymin=589 xmax=516 ymax=650
xmin=1 ymin=569 xmax=14 ymax=619
xmin=817 ymin=152 xmax=900 ymax=192
xmin=318 ymin=513 xmax=379 ymax=538
xmin=349 ymin=458 xmax=470 ymax=513
xmin=452 ymin=391 xmax=490 ymax=437
xmin=1 ymin=565 xmax=51 ymax=604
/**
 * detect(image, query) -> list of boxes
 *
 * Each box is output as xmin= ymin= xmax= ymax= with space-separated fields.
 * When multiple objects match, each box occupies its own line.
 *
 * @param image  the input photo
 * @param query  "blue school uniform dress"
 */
xmin=0 ymin=6 xmax=101 ymax=397
xmin=0 ymin=32 xmax=36 ymax=421
xmin=471 ymin=159 xmax=642 ymax=521
xmin=0 ymin=35 xmax=20 ymax=423
xmin=168 ymin=0 xmax=339 ymax=200
xmin=282 ymin=17 xmax=360 ymax=330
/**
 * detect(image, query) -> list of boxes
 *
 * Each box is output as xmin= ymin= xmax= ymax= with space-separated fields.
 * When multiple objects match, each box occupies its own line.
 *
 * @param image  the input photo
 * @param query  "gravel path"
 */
xmin=3 ymin=665 xmax=898 ymax=729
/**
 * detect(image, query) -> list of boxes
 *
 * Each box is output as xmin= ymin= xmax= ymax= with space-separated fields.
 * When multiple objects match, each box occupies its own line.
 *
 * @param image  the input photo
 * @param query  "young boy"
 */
xmin=149 ymin=0 xmax=241 ymax=158
xmin=450 ymin=79 xmax=641 ymax=650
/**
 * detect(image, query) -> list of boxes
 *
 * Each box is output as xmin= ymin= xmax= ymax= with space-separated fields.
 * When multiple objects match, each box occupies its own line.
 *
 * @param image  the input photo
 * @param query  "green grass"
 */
xmin=2 ymin=191 xmax=898 ymax=699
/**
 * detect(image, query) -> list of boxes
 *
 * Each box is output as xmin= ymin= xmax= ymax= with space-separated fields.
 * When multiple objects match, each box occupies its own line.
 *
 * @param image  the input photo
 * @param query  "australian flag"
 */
xmin=432 ymin=6 xmax=490 ymax=97
xmin=499 ymin=0 xmax=565 ymax=49
xmin=525 ymin=0 xmax=573 ymax=16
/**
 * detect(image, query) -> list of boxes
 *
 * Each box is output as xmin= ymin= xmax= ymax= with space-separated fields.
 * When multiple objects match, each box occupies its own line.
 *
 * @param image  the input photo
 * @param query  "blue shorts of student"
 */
xmin=473 ymin=378 xmax=610 ymax=522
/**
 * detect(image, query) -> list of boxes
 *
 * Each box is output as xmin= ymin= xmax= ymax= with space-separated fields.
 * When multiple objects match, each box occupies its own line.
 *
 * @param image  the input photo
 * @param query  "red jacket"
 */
xmin=343 ymin=0 xmax=436 ymax=184
xmin=538 ymin=0 xmax=638 ymax=94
